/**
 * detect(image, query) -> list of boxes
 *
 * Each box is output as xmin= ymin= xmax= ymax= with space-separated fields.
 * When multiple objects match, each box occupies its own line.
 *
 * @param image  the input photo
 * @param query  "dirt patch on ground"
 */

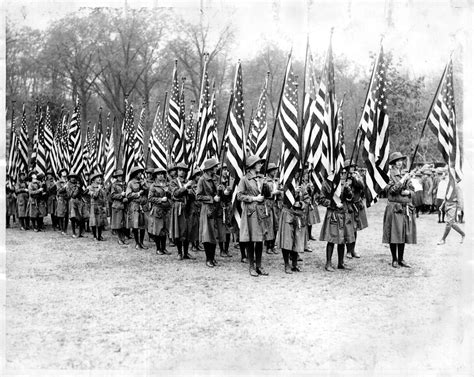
xmin=4 ymin=199 xmax=473 ymax=373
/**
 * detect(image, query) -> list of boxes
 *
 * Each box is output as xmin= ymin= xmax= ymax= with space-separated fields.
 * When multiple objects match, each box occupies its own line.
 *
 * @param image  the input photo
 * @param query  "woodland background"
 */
xmin=6 ymin=7 xmax=463 ymax=165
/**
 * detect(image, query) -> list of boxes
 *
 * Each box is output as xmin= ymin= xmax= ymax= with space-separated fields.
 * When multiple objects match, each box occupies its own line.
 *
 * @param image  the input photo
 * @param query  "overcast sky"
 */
xmin=4 ymin=0 xmax=472 ymax=77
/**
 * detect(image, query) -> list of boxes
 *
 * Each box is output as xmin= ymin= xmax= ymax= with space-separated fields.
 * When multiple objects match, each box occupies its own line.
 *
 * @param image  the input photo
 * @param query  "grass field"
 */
xmin=4 ymin=199 xmax=473 ymax=374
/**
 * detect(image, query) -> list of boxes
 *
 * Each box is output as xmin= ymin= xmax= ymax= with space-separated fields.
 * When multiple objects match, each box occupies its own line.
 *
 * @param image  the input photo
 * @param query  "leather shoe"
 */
xmin=309 ymin=236 xmax=316 ymax=241
xmin=249 ymin=268 xmax=259 ymax=277
xmin=291 ymin=266 xmax=302 ymax=272
xmin=177 ymin=254 xmax=183 ymax=260
xmin=241 ymin=257 xmax=248 ymax=263
xmin=304 ymin=248 xmax=312 ymax=253
xmin=272 ymin=249 xmax=279 ymax=255
xmin=337 ymin=264 xmax=352 ymax=270
xmin=206 ymin=261 xmax=214 ymax=268
xmin=183 ymin=253 xmax=196 ymax=260
xmin=140 ymin=244 xmax=148 ymax=250
xmin=256 ymin=268 xmax=269 ymax=276
xmin=117 ymin=239 xmax=127 ymax=245
xmin=297 ymin=256 xmax=303 ymax=262
xmin=156 ymin=250 xmax=166 ymax=255
xmin=266 ymin=249 xmax=273 ymax=254
xmin=346 ymin=253 xmax=353 ymax=259
xmin=212 ymin=260 xmax=218 ymax=266
xmin=135 ymin=244 xmax=143 ymax=250
xmin=284 ymin=265 xmax=293 ymax=274
xmin=325 ymin=264 xmax=335 ymax=272
xmin=398 ymin=261 xmax=411 ymax=268
xmin=352 ymin=252 xmax=361 ymax=258
xmin=391 ymin=261 xmax=400 ymax=268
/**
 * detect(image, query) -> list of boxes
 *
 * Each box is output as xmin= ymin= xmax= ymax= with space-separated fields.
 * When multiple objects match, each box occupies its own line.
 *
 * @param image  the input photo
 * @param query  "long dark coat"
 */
xmin=15 ymin=180 xmax=29 ymax=217
xmin=169 ymin=177 xmax=189 ymax=240
xmin=110 ymin=180 xmax=127 ymax=230
xmin=67 ymin=182 xmax=84 ymax=220
xmin=196 ymin=172 xmax=219 ymax=244
xmin=88 ymin=183 xmax=108 ymax=227
xmin=55 ymin=180 xmax=69 ymax=217
xmin=351 ymin=174 xmax=369 ymax=231
xmin=45 ymin=178 xmax=57 ymax=215
xmin=276 ymin=205 xmax=307 ymax=252
xmin=126 ymin=178 xmax=147 ymax=229
xmin=147 ymin=182 xmax=171 ymax=236
xmin=6 ymin=182 xmax=16 ymax=216
xmin=318 ymin=180 xmax=356 ymax=244
xmin=382 ymin=168 xmax=417 ymax=244
xmin=185 ymin=185 xmax=201 ymax=243
xmin=236 ymin=172 xmax=270 ymax=242
xmin=28 ymin=181 xmax=44 ymax=218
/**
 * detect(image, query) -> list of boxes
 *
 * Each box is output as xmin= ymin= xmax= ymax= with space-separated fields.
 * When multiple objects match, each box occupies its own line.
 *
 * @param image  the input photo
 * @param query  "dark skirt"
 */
xmin=382 ymin=202 xmax=417 ymax=244
xmin=319 ymin=208 xmax=356 ymax=244
xmin=148 ymin=206 xmax=169 ymax=236
xmin=56 ymin=196 xmax=68 ymax=217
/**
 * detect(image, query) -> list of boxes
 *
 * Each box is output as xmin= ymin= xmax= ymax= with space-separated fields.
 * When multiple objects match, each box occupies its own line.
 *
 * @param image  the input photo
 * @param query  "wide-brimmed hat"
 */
xmin=167 ymin=164 xmax=177 ymax=172
xmin=246 ymin=155 xmax=264 ymax=169
xmin=190 ymin=168 xmax=202 ymax=179
xmin=202 ymin=158 xmax=219 ymax=171
xmin=266 ymin=162 xmax=278 ymax=172
xmin=58 ymin=168 xmax=68 ymax=176
xmin=343 ymin=159 xmax=357 ymax=169
xmin=176 ymin=162 xmax=189 ymax=171
xmin=388 ymin=152 xmax=406 ymax=165
xmin=129 ymin=166 xmax=144 ymax=178
xmin=145 ymin=168 xmax=155 ymax=175
xmin=216 ymin=163 xmax=228 ymax=172
xmin=153 ymin=167 xmax=167 ymax=176
xmin=113 ymin=169 xmax=124 ymax=177
xmin=422 ymin=169 xmax=432 ymax=175
xmin=68 ymin=173 xmax=79 ymax=180
xmin=90 ymin=172 xmax=103 ymax=182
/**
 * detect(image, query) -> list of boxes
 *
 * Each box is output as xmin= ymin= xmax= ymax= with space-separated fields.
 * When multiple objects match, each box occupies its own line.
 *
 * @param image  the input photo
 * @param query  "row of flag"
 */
xmin=7 ymin=38 xmax=462 ymax=211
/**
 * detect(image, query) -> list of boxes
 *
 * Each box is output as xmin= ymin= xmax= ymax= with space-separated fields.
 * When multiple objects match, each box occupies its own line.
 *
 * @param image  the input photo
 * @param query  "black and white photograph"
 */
xmin=2 ymin=0 xmax=473 ymax=375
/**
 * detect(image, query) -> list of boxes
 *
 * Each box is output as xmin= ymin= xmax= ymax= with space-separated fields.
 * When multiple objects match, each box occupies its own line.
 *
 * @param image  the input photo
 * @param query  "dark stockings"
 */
xmin=389 ymin=243 xmax=405 ymax=263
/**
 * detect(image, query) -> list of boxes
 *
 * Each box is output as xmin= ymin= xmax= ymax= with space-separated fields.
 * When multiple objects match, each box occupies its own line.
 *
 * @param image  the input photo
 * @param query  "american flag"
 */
xmin=44 ymin=105 xmax=54 ymax=170
xmin=18 ymin=104 xmax=29 ymax=175
xmin=104 ymin=116 xmax=116 ymax=185
xmin=69 ymin=102 xmax=84 ymax=177
xmin=207 ymin=86 xmax=219 ymax=158
xmin=277 ymin=54 xmax=300 ymax=207
xmin=195 ymin=58 xmax=212 ymax=170
xmin=49 ymin=107 xmax=64 ymax=178
xmin=59 ymin=112 xmax=70 ymax=172
xmin=134 ymin=105 xmax=146 ymax=170
xmin=358 ymin=44 xmax=390 ymax=206
xmin=34 ymin=105 xmax=47 ymax=175
xmin=253 ymin=74 xmax=269 ymax=160
xmin=185 ymin=101 xmax=195 ymax=167
xmin=310 ymin=39 xmax=337 ymax=194
xmin=122 ymin=100 xmax=136 ymax=182
xmin=149 ymin=103 xmax=168 ymax=170
xmin=227 ymin=61 xmax=246 ymax=223
xmin=245 ymin=109 xmax=255 ymax=154
xmin=84 ymin=123 xmax=95 ymax=176
xmin=30 ymin=103 xmax=40 ymax=168
xmin=168 ymin=61 xmax=185 ymax=164
xmin=332 ymin=99 xmax=347 ymax=203
xmin=96 ymin=109 xmax=106 ymax=174
xmin=7 ymin=104 xmax=19 ymax=181
xmin=178 ymin=79 xmax=187 ymax=164
xmin=427 ymin=59 xmax=462 ymax=183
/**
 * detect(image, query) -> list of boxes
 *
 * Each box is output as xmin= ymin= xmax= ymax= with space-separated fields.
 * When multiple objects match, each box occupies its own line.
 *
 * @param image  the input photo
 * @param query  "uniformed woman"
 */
xmin=28 ymin=171 xmax=44 ymax=232
xmin=169 ymin=162 xmax=195 ymax=260
xmin=263 ymin=163 xmax=282 ymax=255
xmin=6 ymin=174 xmax=16 ymax=228
xmin=319 ymin=171 xmax=356 ymax=271
xmin=67 ymin=173 xmax=85 ymax=238
xmin=126 ymin=166 xmax=149 ymax=249
xmin=45 ymin=171 xmax=58 ymax=230
xmin=236 ymin=155 xmax=270 ymax=277
xmin=55 ymin=168 xmax=69 ymax=235
xmin=216 ymin=163 xmax=233 ymax=258
xmin=110 ymin=169 xmax=128 ymax=245
xmin=196 ymin=158 xmax=220 ymax=268
xmin=88 ymin=172 xmax=108 ymax=241
xmin=148 ymin=167 xmax=172 ymax=254
xmin=186 ymin=169 xmax=202 ymax=252
xmin=383 ymin=152 xmax=416 ymax=268
xmin=343 ymin=160 xmax=367 ymax=259
xmin=15 ymin=171 xmax=30 ymax=230
xmin=276 ymin=186 xmax=306 ymax=273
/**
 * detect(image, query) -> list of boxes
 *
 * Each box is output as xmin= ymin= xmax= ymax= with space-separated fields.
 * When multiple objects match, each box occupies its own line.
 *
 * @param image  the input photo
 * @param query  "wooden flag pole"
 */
xmin=263 ymin=51 xmax=292 ymax=177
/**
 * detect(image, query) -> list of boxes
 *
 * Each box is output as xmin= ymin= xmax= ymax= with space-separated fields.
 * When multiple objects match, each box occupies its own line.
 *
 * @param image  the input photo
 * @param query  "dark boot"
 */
xmin=390 ymin=243 xmax=399 ymax=268
xmin=183 ymin=240 xmax=195 ymax=259
xmin=133 ymin=229 xmax=142 ymax=249
xmin=282 ymin=249 xmax=292 ymax=274
xmin=325 ymin=243 xmax=335 ymax=272
xmin=337 ymin=244 xmax=351 ymax=270
xmin=92 ymin=226 xmax=97 ymax=239
xmin=97 ymin=226 xmax=104 ymax=241
xmin=139 ymin=229 xmax=148 ymax=249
